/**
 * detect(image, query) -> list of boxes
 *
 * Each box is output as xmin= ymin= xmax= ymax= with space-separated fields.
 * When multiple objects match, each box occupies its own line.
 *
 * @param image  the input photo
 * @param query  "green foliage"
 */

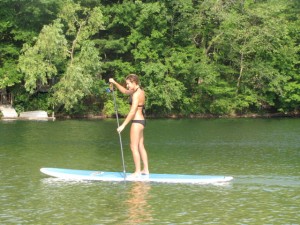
xmin=0 ymin=0 xmax=62 ymax=89
xmin=103 ymin=96 xmax=130 ymax=117
xmin=12 ymin=85 xmax=51 ymax=114
xmin=140 ymin=61 xmax=186 ymax=113
xmin=51 ymin=39 xmax=102 ymax=109
xmin=0 ymin=60 xmax=22 ymax=88
xmin=19 ymin=19 xmax=67 ymax=92
xmin=18 ymin=2 xmax=104 ymax=111
xmin=1 ymin=0 xmax=299 ymax=116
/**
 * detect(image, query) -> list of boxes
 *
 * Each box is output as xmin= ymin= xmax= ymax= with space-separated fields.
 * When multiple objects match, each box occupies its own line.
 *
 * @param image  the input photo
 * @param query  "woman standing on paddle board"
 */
xmin=109 ymin=74 xmax=149 ymax=177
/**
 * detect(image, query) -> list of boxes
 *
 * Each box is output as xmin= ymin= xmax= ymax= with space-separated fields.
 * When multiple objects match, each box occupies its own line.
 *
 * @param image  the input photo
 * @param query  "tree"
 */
xmin=0 ymin=0 xmax=60 ymax=89
xmin=18 ymin=1 xmax=105 ymax=110
xmin=2 ymin=0 xmax=300 ymax=116
xmin=217 ymin=0 xmax=298 ymax=113
xmin=188 ymin=0 xmax=299 ymax=114
xmin=100 ymin=1 xmax=187 ymax=114
xmin=278 ymin=0 xmax=300 ymax=113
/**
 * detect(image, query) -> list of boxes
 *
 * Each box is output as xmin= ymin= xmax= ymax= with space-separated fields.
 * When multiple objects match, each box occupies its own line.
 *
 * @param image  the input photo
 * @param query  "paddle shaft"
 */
xmin=110 ymin=84 xmax=126 ymax=178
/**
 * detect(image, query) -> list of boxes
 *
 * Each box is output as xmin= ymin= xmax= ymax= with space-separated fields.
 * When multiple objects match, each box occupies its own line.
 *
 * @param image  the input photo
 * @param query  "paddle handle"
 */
xmin=111 ymin=83 xmax=126 ymax=178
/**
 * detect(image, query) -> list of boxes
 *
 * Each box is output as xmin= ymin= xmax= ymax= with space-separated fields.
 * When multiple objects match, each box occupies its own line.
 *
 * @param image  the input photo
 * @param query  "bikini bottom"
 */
xmin=132 ymin=120 xmax=146 ymax=127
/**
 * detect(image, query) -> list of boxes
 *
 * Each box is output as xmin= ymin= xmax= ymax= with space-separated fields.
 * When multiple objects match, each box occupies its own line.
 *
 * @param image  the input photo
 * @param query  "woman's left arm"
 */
xmin=117 ymin=93 xmax=139 ymax=133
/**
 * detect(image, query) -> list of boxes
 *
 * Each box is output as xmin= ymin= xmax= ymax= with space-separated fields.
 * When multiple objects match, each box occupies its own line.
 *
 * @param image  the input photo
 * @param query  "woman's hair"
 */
xmin=126 ymin=74 xmax=139 ymax=85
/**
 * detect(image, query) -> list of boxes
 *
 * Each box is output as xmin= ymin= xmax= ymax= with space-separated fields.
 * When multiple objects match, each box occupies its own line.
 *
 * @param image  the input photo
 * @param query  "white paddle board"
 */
xmin=40 ymin=168 xmax=233 ymax=184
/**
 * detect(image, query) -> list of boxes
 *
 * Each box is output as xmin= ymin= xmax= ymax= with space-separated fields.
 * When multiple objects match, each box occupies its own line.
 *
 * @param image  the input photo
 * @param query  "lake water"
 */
xmin=0 ymin=118 xmax=299 ymax=224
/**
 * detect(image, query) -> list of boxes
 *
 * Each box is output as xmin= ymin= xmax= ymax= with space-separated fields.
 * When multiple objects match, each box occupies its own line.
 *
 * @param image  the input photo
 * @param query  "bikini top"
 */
xmin=128 ymin=87 xmax=145 ymax=108
xmin=129 ymin=95 xmax=145 ymax=108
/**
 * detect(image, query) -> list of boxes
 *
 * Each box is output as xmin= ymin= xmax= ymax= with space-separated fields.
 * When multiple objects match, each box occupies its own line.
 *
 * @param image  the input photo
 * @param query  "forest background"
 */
xmin=0 ymin=0 xmax=299 ymax=118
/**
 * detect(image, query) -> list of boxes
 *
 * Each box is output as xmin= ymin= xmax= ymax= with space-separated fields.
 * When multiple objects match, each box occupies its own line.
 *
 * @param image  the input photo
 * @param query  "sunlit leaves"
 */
xmin=18 ymin=2 xmax=104 ymax=110
xmin=140 ymin=61 xmax=186 ymax=112
xmin=19 ymin=20 xmax=67 ymax=92
xmin=52 ymin=41 xmax=101 ymax=109
xmin=2 ymin=0 xmax=300 ymax=115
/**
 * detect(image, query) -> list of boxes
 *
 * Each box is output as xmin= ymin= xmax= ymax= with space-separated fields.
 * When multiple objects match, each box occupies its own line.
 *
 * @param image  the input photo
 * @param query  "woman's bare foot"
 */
xmin=141 ymin=170 xmax=149 ymax=175
xmin=127 ymin=172 xmax=141 ymax=178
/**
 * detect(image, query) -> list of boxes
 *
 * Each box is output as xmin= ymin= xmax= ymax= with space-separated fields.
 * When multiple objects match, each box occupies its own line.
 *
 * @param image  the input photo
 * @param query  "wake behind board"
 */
xmin=40 ymin=168 xmax=233 ymax=184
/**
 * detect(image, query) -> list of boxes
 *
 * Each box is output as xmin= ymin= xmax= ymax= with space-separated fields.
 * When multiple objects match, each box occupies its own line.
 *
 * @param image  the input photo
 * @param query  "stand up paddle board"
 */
xmin=40 ymin=168 xmax=233 ymax=184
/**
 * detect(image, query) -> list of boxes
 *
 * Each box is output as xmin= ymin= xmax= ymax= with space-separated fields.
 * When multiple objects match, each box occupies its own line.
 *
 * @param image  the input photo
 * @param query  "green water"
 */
xmin=0 ymin=118 xmax=299 ymax=224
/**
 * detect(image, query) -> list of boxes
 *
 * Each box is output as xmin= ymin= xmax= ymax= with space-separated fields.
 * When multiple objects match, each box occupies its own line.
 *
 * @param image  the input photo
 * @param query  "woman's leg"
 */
xmin=130 ymin=123 xmax=143 ymax=176
xmin=138 ymin=131 xmax=149 ymax=174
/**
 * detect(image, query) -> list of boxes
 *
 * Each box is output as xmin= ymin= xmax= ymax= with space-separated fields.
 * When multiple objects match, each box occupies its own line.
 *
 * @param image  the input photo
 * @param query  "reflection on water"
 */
xmin=124 ymin=182 xmax=153 ymax=224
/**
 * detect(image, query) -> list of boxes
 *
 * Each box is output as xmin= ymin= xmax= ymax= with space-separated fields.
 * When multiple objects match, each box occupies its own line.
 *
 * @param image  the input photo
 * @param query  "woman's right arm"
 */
xmin=109 ymin=78 xmax=131 ymax=95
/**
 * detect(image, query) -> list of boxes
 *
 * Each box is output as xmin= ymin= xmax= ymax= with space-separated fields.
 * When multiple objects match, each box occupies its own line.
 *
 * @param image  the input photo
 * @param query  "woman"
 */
xmin=109 ymin=74 xmax=149 ymax=177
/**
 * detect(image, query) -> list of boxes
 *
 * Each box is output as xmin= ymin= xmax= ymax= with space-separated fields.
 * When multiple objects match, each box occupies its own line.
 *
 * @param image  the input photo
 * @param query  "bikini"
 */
xmin=132 ymin=118 xmax=146 ymax=127
xmin=129 ymin=88 xmax=146 ymax=127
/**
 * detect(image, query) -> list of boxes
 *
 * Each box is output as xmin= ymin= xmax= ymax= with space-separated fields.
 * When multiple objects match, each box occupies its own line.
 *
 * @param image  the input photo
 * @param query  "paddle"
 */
xmin=109 ymin=83 xmax=127 ymax=179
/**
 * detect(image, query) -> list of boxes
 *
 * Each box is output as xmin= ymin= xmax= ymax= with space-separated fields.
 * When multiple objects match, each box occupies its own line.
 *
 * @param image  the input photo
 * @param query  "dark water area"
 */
xmin=1 ymin=118 xmax=299 ymax=224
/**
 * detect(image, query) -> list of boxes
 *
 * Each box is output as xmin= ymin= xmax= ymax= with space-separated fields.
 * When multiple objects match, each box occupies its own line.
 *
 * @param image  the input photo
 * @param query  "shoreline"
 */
xmin=3 ymin=111 xmax=298 ymax=121
xmin=53 ymin=111 xmax=300 ymax=120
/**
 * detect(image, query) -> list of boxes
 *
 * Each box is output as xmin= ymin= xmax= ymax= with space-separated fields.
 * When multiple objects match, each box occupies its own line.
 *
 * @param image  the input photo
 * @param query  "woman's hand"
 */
xmin=117 ymin=124 xmax=125 ymax=133
xmin=109 ymin=78 xmax=115 ymax=84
